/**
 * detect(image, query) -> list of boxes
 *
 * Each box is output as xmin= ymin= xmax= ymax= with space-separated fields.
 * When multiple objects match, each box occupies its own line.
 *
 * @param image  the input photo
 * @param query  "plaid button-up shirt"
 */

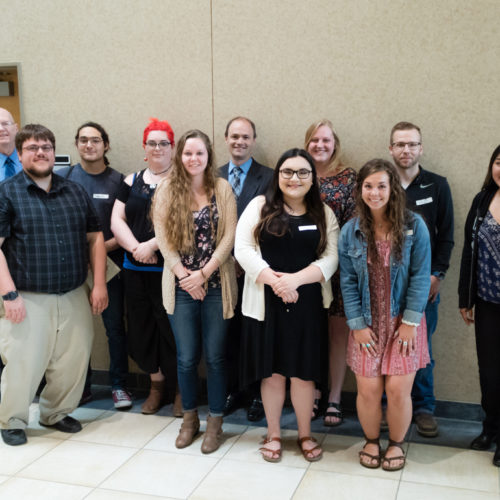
xmin=0 ymin=171 xmax=101 ymax=294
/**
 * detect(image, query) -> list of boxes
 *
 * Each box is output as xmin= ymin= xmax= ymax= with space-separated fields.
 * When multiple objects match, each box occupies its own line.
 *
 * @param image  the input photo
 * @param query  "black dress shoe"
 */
xmin=493 ymin=445 xmax=500 ymax=467
xmin=247 ymin=398 xmax=265 ymax=422
xmin=223 ymin=393 xmax=241 ymax=416
xmin=1 ymin=429 xmax=27 ymax=446
xmin=39 ymin=416 xmax=82 ymax=433
xmin=470 ymin=432 xmax=496 ymax=451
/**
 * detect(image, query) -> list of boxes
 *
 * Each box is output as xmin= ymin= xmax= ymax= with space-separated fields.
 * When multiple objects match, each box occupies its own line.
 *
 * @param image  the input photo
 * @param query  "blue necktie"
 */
xmin=4 ymin=157 xmax=16 ymax=178
xmin=232 ymin=166 xmax=243 ymax=198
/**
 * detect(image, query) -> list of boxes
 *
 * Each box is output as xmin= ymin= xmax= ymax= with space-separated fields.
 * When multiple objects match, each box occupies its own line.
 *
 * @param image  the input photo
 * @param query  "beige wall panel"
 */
xmin=212 ymin=0 xmax=500 ymax=403
xmin=2 ymin=0 xmax=500 ymax=402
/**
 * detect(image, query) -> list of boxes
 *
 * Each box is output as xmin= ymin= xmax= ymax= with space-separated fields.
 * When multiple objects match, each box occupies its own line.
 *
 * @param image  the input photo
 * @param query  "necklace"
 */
xmin=148 ymin=166 xmax=170 ymax=176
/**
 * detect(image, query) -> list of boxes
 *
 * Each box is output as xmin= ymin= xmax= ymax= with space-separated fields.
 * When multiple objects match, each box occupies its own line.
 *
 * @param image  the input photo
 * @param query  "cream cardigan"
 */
xmin=234 ymin=195 xmax=339 ymax=321
xmin=153 ymin=177 xmax=238 ymax=319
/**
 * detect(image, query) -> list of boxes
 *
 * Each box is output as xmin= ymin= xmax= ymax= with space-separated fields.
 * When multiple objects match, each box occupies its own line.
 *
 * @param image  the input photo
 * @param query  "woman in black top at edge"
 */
xmin=458 ymin=144 xmax=500 ymax=467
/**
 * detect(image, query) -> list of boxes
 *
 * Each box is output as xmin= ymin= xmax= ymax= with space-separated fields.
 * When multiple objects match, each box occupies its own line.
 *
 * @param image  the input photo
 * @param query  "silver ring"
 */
xmin=403 ymin=341 xmax=408 ymax=346
xmin=362 ymin=343 xmax=366 ymax=348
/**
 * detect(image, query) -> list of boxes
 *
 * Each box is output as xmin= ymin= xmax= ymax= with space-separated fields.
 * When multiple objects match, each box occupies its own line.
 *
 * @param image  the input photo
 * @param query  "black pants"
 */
xmin=475 ymin=297 xmax=500 ymax=441
xmin=123 ymin=269 xmax=177 ymax=401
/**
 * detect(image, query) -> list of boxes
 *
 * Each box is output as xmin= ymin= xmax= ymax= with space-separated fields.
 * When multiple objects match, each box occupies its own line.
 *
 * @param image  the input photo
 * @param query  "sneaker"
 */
xmin=112 ymin=389 xmax=132 ymax=410
xmin=414 ymin=413 xmax=438 ymax=437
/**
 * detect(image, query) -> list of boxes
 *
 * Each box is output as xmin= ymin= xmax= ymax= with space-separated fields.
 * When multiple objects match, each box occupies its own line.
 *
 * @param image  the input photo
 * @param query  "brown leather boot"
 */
xmin=175 ymin=411 xmax=200 ymax=449
xmin=173 ymin=391 xmax=183 ymax=418
xmin=201 ymin=415 xmax=223 ymax=454
xmin=141 ymin=380 xmax=164 ymax=415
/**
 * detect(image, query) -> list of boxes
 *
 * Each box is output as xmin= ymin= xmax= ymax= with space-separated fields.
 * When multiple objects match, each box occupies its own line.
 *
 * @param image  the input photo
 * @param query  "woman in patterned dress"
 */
xmin=305 ymin=119 xmax=356 ymax=425
xmin=339 ymin=159 xmax=431 ymax=471
xmin=459 ymin=145 xmax=500 ymax=467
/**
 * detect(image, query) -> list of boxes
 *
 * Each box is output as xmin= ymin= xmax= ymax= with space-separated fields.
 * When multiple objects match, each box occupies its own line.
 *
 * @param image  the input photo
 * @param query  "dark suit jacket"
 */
xmin=219 ymin=158 xmax=273 ymax=218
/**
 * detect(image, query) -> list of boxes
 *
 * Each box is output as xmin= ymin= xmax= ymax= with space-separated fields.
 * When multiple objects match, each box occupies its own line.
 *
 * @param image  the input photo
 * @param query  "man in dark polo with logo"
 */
xmin=219 ymin=116 xmax=273 ymax=421
xmin=0 ymin=124 xmax=108 ymax=446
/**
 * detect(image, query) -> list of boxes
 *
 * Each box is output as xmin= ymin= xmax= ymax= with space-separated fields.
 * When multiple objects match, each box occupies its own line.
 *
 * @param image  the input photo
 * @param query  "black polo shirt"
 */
xmin=0 ymin=171 xmax=101 ymax=293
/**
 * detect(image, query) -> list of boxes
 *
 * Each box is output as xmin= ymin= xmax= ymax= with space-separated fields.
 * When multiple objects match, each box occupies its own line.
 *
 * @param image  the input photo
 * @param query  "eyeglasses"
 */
xmin=78 ymin=137 xmax=103 ymax=145
xmin=145 ymin=140 xmax=171 ymax=149
xmin=279 ymin=168 xmax=312 ymax=179
xmin=0 ymin=121 xmax=15 ymax=128
xmin=23 ymin=144 xmax=54 ymax=153
xmin=391 ymin=142 xmax=421 ymax=151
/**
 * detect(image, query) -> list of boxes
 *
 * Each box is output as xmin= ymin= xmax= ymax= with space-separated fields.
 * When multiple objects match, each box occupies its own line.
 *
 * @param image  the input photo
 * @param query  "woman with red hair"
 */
xmin=111 ymin=118 xmax=180 ymax=415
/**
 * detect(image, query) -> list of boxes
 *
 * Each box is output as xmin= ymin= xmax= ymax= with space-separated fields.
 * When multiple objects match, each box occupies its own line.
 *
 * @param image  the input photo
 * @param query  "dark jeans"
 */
xmin=475 ymin=297 xmax=500 ymax=440
xmin=412 ymin=294 xmax=439 ymax=415
xmin=168 ymin=287 xmax=229 ymax=416
xmin=84 ymin=273 xmax=129 ymax=391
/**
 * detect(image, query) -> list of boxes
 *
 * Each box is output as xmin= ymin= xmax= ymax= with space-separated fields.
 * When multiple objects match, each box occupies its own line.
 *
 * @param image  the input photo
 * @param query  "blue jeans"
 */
xmin=412 ymin=293 xmax=439 ymax=414
xmin=168 ymin=287 xmax=229 ymax=416
xmin=84 ymin=273 xmax=129 ymax=391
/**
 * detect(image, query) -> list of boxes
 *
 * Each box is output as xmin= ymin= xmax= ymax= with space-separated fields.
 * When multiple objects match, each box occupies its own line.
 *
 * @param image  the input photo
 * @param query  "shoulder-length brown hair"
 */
xmin=355 ymin=159 xmax=412 ymax=262
xmin=254 ymin=148 xmax=327 ymax=255
xmin=153 ymin=129 xmax=216 ymax=253
xmin=482 ymin=144 xmax=500 ymax=190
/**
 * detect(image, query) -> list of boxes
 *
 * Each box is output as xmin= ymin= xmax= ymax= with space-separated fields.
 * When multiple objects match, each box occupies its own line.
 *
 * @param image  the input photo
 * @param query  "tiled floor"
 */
xmin=0 ymin=387 xmax=499 ymax=500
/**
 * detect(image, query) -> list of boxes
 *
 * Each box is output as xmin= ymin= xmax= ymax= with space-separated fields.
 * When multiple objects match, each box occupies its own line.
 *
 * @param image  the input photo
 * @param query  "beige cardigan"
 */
xmin=153 ymin=177 xmax=238 ymax=319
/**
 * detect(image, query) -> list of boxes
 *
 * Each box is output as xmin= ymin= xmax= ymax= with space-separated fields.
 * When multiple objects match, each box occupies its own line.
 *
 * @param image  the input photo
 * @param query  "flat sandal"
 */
xmin=382 ymin=439 xmax=406 ymax=471
xmin=359 ymin=436 xmax=382 ymax=469
xmin=297 ymin=436 xmax=323 ymax=462
xmin=259 ymin=436 xmax=282 ymax=463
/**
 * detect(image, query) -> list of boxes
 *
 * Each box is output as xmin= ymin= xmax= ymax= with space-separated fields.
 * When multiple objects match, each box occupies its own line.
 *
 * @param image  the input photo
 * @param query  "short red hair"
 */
xmin=142 ymin=117 xmax=175 ymax=147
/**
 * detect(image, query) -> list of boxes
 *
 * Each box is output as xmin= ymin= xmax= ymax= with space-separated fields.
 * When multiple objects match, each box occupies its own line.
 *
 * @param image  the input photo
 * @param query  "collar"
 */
xmin=406 ymin=165 xmax=426 ymax=188
xmin=0 ymin=148 xmax=19 ymax=164
xmin=229 ymin=157 xmax=253 ymax=175
xmin=23 ymin=170 xmax=65 ymax=194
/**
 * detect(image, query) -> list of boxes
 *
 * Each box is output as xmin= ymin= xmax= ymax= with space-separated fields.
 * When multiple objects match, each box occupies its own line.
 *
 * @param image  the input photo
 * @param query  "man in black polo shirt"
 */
xmin=0 ymin=124 xmax=108 ymax=446
xmin=389 ymin=121 xmax=454 ymax=437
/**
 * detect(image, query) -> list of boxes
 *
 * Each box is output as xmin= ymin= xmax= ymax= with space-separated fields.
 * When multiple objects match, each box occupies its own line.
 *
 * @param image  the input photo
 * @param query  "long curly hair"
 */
xmin=355 ymin=159 xmax=412 ymax=263
xmin=154 ymin=129 xmax=216 ymax=253
xmin=254 ymin=148 xmax=327 ymax=255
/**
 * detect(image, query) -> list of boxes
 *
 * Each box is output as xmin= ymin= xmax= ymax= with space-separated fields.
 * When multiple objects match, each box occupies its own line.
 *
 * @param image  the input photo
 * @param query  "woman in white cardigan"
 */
xmin=235 ymin=148 xmax=339 ymax=463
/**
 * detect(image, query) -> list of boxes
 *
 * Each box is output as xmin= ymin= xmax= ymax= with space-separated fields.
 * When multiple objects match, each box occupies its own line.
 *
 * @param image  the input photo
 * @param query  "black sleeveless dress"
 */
xmin=239 ymin=214 xmax=328 ymax=388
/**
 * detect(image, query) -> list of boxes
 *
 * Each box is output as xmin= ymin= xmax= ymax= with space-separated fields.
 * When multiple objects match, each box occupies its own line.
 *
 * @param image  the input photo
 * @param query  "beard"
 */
xmin=25 ymin=163 xmax=53 ymax=179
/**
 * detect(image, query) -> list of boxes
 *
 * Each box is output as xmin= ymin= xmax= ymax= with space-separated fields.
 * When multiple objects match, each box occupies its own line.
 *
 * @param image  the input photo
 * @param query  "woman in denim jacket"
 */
xmin=339 ymin=159 xmax=431 ymax=471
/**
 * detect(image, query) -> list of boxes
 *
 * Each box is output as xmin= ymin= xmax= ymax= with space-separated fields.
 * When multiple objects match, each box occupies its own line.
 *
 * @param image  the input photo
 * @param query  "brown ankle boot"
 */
xmin=173 ymin=391 xmax=183 ymax=418
xmin=201 ymin=415 xmax=223 ymax=454
xmin=175 ymin=411 xmax=200 ymax=449
xmin=141 ymin=380 xmax=165 ymax=415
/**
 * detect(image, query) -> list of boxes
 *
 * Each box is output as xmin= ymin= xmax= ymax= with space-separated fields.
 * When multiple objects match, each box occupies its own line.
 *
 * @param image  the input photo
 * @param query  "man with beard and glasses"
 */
xmin=0 ymin=124 xmax=107 ymax=446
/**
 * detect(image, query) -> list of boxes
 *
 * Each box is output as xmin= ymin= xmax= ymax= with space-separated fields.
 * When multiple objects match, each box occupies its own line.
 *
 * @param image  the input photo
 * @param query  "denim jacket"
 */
xmin=339 ymin=213 xmax=431 ymax=330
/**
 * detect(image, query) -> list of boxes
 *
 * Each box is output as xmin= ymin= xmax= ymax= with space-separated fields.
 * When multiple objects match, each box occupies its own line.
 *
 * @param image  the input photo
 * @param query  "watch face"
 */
xmin=2 ymin=291 xmax=18 ymax=301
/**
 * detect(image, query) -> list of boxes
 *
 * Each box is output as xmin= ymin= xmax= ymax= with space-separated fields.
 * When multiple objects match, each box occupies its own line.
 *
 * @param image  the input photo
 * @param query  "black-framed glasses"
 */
xmin=23 ymin=144 xmax=54 ymax=153
xmin=78 ymin=137 xmax=103 ymax=145
xmin=391 ymin=142 xmax=421 ymax=151
xmin=279 ymin=168 xmax=312 ymax=179
xmin=145 ymin=140 xmax=171 ymax=149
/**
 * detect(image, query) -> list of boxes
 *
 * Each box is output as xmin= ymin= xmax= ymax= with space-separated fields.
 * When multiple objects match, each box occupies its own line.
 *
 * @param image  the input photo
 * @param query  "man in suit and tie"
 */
xmin=219 ymin=116 xmax=273 ymax=421
xmin=0 ymin=108 xmax=22 ymax=183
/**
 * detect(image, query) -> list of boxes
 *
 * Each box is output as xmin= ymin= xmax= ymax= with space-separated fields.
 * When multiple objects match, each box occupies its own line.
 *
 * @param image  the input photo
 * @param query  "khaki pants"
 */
xmin=0 ymin=285 xmax=93 ymax=429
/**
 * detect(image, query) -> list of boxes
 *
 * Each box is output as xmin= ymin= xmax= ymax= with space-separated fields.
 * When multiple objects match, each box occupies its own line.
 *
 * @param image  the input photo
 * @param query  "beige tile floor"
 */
xmin=0 ymin=403 xmax=499 ymax=500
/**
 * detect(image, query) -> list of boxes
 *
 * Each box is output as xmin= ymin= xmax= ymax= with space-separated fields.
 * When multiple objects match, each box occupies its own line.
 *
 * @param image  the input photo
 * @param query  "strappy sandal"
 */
xmin=323 ymin=402 xmax=343 ymax=427
xmin=382 ymin=439 xmax=406 ymax=471
xmin=259 ymin=437 xmax=282 ymax=463
xmin=359 ymin=436 xmax=382 ymax=469
xmin=311 ymin=398 xmax=321 ymax=421
xmin=297 ymin=436 xmax=323 ymax=462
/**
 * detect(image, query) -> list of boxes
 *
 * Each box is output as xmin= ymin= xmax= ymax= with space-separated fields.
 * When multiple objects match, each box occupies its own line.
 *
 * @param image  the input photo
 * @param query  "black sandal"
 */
xmin=311 ymin=398 xmax=321 ymax=421
xmin=323 ymin=402 xmax=343 ymax=427
xmin=359 ymin=436 xmax=382 ymax=469
xmin=382 ymin=439 xmax=406 ymax=471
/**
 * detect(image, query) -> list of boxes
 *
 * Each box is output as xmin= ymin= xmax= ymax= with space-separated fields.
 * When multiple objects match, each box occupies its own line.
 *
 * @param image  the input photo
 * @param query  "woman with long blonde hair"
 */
xmin=153 ymin=129 xmax=237 ymax=454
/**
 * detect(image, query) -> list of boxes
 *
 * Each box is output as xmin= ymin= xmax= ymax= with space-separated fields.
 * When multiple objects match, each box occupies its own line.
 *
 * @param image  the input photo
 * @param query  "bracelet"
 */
xmin=200 ymin=268 xmax=207 ymax=280
xmin=178 ymin=275 xmax=189 ymax=281
xmin=401 ymin=319 xmax=419 ymax=327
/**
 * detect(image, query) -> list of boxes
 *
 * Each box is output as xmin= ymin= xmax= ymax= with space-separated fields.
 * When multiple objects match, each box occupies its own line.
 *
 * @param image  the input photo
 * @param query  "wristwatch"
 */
xmin=2 ymin=290 xmax=19 ymax=301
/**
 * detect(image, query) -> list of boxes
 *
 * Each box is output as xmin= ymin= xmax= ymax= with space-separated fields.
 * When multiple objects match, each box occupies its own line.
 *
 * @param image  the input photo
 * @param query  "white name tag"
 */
xmin=299 ymin=225 xmax=317 ymax=231
xmin=93 ymin=193 xmax=109 ymax=199
xmin=416 ymin=197 xmax=433 ymax=206
xmin=405 ymin=229 xmax=414 ymax=236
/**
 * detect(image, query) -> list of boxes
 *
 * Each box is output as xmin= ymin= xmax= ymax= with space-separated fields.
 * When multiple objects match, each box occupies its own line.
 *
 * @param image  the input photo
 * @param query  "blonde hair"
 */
xmin=304 ymin=119 xmax=343 ymax=175
xmin=153 ymin=129 xmax=216 ymax=253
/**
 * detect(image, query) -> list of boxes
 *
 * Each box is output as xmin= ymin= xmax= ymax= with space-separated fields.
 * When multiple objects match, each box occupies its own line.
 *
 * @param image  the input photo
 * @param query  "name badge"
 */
xmin=299 ymin=225 xmax=317 ymax=231
xmin=416 ymin=197 xmax=433 ymax=206
xmin=405 ymin=229 xmax=414 ymax=236
xmin=93 ymin=193 xmax=109 ymax=199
